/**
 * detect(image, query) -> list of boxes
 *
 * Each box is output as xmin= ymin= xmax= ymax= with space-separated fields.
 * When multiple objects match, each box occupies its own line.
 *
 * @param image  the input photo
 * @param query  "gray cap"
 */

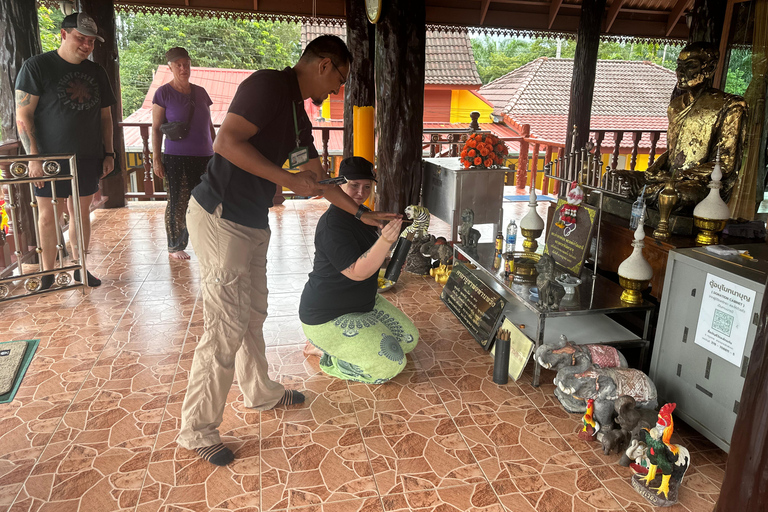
xmin=61 ymin=12 xmax=104 ymax=42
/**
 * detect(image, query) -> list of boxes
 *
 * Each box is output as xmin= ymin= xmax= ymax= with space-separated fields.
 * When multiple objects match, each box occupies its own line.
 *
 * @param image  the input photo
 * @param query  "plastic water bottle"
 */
xmin=505 ymin=219 xmax=517 ymax=253
xmin=629 ymin=185 xmax=647 ymax=230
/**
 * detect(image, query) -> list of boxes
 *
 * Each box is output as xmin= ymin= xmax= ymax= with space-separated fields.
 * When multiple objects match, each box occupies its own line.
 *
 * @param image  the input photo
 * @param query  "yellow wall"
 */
xmin=450 ymin=90 xmax=494 ymax=124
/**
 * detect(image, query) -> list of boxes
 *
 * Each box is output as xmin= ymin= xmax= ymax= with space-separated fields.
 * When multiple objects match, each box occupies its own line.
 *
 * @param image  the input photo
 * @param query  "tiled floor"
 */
xmin=0 ymin=199 xmax=724 ymax=511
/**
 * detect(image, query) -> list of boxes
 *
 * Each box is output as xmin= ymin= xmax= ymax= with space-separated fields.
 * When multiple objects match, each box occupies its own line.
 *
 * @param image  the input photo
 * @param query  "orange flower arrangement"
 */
xmin=460 ymin=133 xmax=509 ymax=169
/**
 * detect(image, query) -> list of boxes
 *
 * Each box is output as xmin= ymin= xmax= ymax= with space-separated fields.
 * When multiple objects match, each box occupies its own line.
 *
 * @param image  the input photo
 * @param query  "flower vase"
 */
xmin=652 ymin=181 xmax=679 ymax=241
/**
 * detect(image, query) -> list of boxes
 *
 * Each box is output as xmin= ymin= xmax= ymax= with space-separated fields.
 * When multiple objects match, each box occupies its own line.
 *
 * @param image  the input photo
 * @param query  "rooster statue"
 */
xmin=578 ymin=398 xmax=599 ymax=441
xmin=631 ymin=403 xmax=690 ymax=506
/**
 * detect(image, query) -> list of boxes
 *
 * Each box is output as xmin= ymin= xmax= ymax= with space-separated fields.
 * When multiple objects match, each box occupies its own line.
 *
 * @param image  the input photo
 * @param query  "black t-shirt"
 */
xmin=299 ymin=205 xmax=380 ymax=325
xmin=192 ymin=67 xmax=319 ymax=229
xmin=15 ymin=51 xmax=116 ymax=158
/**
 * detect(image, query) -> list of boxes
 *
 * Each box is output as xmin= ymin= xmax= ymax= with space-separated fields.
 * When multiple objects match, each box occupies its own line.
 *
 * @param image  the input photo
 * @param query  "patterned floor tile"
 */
xmin=381 ymin=483 xmax=504 ymax=511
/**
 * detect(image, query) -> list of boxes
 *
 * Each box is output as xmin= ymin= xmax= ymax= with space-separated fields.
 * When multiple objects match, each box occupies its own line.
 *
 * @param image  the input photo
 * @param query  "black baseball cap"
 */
xmin=338 ymin=156 xmax=377 ymax=182
xmin=165 ymin=47 xmax=191 ymax=62
xmin=61 ymin=13 xmax=104 ymax=42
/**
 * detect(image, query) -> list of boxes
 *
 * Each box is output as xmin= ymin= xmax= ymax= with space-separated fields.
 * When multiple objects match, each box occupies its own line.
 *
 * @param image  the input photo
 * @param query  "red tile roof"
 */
xmin=480 ymin=58 xmax=675 ymax=150
xmin=302 ymin=23 xmax=481 ymax=86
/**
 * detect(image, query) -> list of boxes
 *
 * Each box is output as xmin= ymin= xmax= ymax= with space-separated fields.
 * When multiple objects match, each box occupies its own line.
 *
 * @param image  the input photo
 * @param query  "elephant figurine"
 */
xmin=554 ymin=367 xmax=658 ymax=431
xmin=536 ymin=335 xmax=628 ymax=375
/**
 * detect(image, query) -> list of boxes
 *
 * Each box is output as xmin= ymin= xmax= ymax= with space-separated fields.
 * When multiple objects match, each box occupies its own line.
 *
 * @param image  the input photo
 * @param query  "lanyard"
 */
xmin=292 ymin=102 xmax=301 ymax=147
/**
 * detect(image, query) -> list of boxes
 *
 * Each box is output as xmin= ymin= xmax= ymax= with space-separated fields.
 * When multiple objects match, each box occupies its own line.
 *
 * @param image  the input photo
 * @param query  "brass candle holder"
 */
xmin=653 ymin=180 xmax=679 ymax=241
xmin=692 ymin=150 xmax=730 ymax=246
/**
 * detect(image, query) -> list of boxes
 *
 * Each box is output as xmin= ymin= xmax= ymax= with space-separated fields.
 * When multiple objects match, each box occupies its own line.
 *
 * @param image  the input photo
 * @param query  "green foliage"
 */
xmin=471 ymin=36 xmax=681 ymax=85
xmin=724 ymin=47 xmax=752 ymax=96
xmin=118 ymin=14 xmax=300 ymax=118
xmin=38 ymin=5 xmax=64 ymax=52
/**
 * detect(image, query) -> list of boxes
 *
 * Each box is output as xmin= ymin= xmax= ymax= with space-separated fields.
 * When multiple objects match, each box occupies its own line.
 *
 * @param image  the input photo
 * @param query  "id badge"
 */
xmin=289 ymin=146 xmax=310 ymax=168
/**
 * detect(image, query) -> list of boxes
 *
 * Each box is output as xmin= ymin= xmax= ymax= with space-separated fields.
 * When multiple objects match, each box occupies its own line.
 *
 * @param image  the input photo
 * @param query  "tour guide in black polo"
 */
xmin=178 ymin=35 xmax=399 ymax=466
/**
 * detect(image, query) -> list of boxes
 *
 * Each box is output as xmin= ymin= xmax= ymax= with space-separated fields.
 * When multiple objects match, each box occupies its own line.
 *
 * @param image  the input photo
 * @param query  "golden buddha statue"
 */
xmin=613 ymin=42 xmax=748 ymax=214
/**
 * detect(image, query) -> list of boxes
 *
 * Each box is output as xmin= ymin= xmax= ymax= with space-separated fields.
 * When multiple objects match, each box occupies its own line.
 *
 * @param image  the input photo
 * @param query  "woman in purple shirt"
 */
xmin=152 ymin=47 xmax=215 ymax=260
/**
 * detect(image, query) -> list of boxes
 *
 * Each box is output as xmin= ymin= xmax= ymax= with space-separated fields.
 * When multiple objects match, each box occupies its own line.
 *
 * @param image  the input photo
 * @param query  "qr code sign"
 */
xmin=712 ymin=308 xmax=734 ymax=337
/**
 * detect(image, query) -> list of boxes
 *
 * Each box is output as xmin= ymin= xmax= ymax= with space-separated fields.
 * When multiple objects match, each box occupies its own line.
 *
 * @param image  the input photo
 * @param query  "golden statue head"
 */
xmin=676 ymin=42 xmax=719 ymax=91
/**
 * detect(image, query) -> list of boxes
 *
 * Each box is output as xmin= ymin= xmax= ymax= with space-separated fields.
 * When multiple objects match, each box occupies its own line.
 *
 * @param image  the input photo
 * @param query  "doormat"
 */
xmin=504 ymin=194 xmax=554 ymax=202
xmin=0 ymin=339 xmax=39 ymax=404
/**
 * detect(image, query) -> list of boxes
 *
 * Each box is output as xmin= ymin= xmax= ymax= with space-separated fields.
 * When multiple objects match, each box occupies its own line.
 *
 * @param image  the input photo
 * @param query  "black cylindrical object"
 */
xmin=384 ymin=232 xmax=413 ymax=283
xmin=493 ymin=332 xmax=510 ymax=385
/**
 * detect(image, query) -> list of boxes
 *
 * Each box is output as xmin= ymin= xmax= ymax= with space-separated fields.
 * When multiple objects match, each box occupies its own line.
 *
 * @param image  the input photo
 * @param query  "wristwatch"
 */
xmin=355 ymin=204 xmax=371 ymax=220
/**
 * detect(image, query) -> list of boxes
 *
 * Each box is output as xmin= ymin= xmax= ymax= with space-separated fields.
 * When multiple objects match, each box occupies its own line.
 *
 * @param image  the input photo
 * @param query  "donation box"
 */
xmin=649 ymin=243 xmax=767 ymax=452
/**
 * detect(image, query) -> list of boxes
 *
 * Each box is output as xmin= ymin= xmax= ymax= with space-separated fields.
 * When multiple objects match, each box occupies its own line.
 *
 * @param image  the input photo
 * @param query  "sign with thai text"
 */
xmin=442 ymin=261 xmax=506 ymax=349
xmin=694 ymin=273 xmax=756 ymax=367
xmin=544 ymin=198 xmax=597 ymax=275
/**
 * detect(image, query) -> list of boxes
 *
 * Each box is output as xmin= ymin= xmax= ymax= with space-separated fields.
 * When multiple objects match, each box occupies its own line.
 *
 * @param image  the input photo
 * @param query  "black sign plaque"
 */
xmin=441 ymin=261 xmax=506 ymax=349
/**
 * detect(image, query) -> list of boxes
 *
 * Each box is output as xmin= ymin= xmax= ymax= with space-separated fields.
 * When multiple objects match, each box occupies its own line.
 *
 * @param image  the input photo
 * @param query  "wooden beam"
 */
xmin=548 ymin=0 xmax=564 ymax=29
xmin=665 ymin=0 xmax=690 ymax=36
xmin=253 ymin=0 xmax=257 ymax=10
xmin=713 ymin=0 xmax=735 ymax=87
xmin=603 ymin=0 xmax=625 ymax=33
xmin=480 ymin=0 xmax=492 ymax=24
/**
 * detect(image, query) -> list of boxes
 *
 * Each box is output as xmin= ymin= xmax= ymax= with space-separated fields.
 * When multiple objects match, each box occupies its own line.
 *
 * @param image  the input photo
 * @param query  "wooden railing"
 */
xmin=118 ymin=122 xmax=343 ymax=201
xmin=423 ymin=127 xmax=664 ymax=197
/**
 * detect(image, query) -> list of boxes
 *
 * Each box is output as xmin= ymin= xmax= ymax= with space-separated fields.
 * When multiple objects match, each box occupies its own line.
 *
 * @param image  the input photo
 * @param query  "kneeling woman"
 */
xmin=299 ymin=157 xmax=419 ymax=383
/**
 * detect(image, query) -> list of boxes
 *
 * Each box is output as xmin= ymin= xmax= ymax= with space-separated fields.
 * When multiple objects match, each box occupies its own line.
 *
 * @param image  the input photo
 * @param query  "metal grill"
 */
xmin=0 ymin=154 xmax=90 ymax=303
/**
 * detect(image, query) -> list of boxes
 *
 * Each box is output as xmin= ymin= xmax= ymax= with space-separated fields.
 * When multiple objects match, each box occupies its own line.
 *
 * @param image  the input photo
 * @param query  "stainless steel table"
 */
xmin=453 ymin=242 xmax=655 ymax=386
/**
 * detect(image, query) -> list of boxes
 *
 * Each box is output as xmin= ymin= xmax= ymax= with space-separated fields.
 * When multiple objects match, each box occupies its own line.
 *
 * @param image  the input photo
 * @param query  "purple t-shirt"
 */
xmin=153 ymin=83 xmax=214 ymax=157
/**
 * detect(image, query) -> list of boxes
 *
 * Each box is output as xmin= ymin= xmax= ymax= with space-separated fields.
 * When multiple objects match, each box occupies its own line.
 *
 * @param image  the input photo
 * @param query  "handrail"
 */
xmin=118 ymin=122 xmax=344 ymax=200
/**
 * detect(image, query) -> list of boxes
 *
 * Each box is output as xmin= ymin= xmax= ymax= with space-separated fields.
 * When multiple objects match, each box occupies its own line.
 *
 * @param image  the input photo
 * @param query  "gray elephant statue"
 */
xmin=536 ymin=335 xmax=628 ymax=375
xmin=554 ymin=367 xmax=658 ymax=432
xmin=420 ymin=235 xmax=453 ymax=266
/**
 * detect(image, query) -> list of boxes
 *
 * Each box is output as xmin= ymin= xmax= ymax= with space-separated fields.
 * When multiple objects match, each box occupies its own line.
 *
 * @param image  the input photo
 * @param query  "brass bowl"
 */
xmin=520 ymin=227 xmax=543 ymax=253
xmin=506 ymin=251 xmax=540 ymax=284
xmin=693 ymin=216 xmax=728 ymax=246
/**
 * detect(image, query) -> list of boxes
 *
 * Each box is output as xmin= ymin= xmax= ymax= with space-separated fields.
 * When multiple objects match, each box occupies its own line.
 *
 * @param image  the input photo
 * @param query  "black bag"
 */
xmin=159 ymin=85 xmax=196 ymax=141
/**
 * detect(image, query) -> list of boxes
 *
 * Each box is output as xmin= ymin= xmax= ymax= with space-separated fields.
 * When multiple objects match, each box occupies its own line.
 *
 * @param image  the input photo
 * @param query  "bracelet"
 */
xmin=355 ymin=204 xmax=370 ymax=221
xmin=381 ymin=235 xmax=397 ymax=244
xmin=104 ymin=152 xmax=115 ymax=158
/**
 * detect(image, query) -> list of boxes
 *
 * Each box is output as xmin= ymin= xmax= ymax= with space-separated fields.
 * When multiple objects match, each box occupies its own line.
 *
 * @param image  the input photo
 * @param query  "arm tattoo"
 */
xmin=15 ymin=90 xmax=31 ymax=107
xmin=16 ymin=120 xmax=36 ymax=153
xmin=358 ymin=247 xmax=372 ymax=260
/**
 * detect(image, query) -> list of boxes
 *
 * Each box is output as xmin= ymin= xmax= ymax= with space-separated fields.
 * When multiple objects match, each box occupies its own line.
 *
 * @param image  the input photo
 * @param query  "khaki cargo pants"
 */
xmin=177 ymin=197 xmax=285 ymax=450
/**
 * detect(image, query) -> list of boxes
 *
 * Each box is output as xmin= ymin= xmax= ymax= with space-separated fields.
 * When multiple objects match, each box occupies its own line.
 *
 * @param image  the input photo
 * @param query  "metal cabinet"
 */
xmin=649 ymin=244 xmax=767 ymax=452
xmin=422 ymin=158 xmax=507 ymax=241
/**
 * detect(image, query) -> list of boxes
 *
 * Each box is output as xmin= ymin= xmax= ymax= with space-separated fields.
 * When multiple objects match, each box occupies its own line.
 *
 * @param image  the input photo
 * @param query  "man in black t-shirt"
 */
xmin=178 ymin=35 xmax=400 ymax=466
xmin=15 ymin=12 xmax=116 ymax=289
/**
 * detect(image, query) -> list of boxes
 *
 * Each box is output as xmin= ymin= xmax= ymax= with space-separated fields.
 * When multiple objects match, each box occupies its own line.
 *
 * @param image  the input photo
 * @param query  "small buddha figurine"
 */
xmin=612 ymin=42 xmax=748 ymax=214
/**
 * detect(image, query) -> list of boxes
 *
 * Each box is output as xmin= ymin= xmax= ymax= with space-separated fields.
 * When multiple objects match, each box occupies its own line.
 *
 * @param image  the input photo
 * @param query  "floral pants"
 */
xmin=301 ymin=295 xmax=419 ymax=384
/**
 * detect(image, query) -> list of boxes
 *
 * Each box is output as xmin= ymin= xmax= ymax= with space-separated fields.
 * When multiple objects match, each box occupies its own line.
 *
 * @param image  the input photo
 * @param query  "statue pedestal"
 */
xmin=631 ymin=473 xmax=680 ymax=507
xmin=596 ymin=195 xmax=695 ymax=237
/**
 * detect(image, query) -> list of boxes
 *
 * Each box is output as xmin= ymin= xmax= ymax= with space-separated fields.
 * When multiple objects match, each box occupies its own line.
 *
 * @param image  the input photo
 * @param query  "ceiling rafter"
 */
xmin=603 ymin=0 xmax=626 ymax=32
xmin=480 ymin=0 xmax=492 ymax=25
xmin=548 ymin=0 xmax=564 ymax=29
xmin=665 ymin=0 xmax=690 ymax=37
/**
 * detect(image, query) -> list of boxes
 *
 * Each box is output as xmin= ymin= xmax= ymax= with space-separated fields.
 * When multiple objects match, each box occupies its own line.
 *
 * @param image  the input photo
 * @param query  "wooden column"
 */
xmin=0 ymin=0 xmax=40 ymax=142
xmin=344 ymin=0 xmax=375 ymax=160
xmin=565 ymin=0 xmax=607 ymax=154
xmin=374 ymin=0 xmax=426 ymax=213
xmin=714 ymin=286 xmax=768 ymax=511
xmin=79 ymin=0 xmax=126 ymax=208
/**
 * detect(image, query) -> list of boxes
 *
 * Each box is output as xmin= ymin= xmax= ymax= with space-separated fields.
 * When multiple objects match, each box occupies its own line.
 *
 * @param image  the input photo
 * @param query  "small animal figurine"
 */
xmin=535 ymin=254 xmax=565 ymax=310
xmin=536 ymin=335 xmax=628 ymax=376
xmin=578 ymin=398 xmax=599 ymax=441
xmin=631 ymin=403 xmax=691 ymax=506
xmin=402 ymin=205 xmax=431 ymax=241
xmin=554 ymin=367 xmax=658 ymax=430
xmin=459 ymin=208 xmax=481 ymax=248
xmin=615 ymin=395 xmax=658 ymax=434
xmin=601 ymin=428 xmax=631 ymax=456
xmin=619 ymin=426 xmax=651 ymax=474
xmin=420 ymin=236 xmax=453 ymax=267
